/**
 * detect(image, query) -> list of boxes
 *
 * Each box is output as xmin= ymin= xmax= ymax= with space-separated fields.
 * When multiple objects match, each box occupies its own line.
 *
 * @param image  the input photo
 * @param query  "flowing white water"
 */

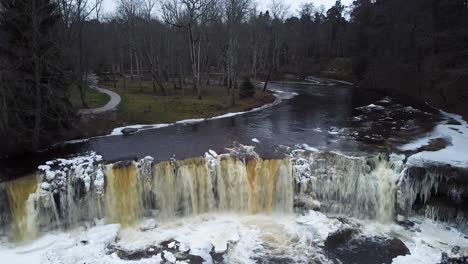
xmin=292 ymin=151 xmax=402 ymax=221
xmin=0 ymin=148 xmax=466 ymax=263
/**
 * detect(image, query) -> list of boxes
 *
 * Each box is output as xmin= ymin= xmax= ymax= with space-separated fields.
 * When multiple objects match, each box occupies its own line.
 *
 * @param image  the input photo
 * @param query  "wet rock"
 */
xmin=324 ymin=229 xmax=410 ymax=264
xmin=210 ymin=246 xmax=226 ymax=263
xmin=440 ymin=252 xmax=468 ymax=264
xmin=396 ymin=215 xmax=415 ymax=228
xmin=324 ymin=228 xmax=360 ymax=249
xmin=440 ymin=247 xmax=468 ymax=264
xmin=112 ymin=160 xmax=134 ymax=169
xmin=254 ymin=255 xmax=296 ymax=264
xmin=415 ymin=138 xmax=451 ymax=153
xmin=121 ymin=128 xmax=138 ymax=135
xmin=109 ymin=240 xmax=205 ymax=263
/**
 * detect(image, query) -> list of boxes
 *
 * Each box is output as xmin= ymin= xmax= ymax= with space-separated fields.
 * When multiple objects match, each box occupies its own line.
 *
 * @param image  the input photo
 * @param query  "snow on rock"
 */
xmin=360 ymin=218 xmax=468 ymax=264
xmin=225 ymin=144 xmax=259 ymax=161
xmin=357 ymin=103 xmax=385 ymax=111
xmin=40 ymin=182 xmax=51 ymax=191
xmin=401 ymin=111 xmax=468 ymax=168
xmin=111 ymin=124 xmax=170 ymax=136
xmin=314 ymin=128 xmax=323 ymax=133
xmin=163 ymin=250 xmax=176 ymax=263
xmin=295 ymin=143 xmax=319 ymax=153
xmin=208 ymin=149 xmax=218 ymax=157
xmin=37 ymin=152 xmax=103 ymax=194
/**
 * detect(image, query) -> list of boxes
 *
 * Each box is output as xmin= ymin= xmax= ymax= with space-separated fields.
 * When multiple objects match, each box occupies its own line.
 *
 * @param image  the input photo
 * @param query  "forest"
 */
xmin=0 ymin=0 xmax=467 ymax=154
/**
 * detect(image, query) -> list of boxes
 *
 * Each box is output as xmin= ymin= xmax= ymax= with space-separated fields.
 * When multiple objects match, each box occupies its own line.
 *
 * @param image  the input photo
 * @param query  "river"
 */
xmin=0 ymin=77 xmax=466 ymax=264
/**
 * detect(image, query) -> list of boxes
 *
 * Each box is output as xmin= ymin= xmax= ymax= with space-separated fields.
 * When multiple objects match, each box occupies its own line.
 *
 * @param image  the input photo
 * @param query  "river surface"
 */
xmin=0 ymin=77 xmax=439 ymax=181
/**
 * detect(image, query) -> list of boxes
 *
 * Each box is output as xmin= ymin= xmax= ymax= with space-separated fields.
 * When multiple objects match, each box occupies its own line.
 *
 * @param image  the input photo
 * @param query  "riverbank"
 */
xmin=63 ymin=78 xmax=275 ymax=141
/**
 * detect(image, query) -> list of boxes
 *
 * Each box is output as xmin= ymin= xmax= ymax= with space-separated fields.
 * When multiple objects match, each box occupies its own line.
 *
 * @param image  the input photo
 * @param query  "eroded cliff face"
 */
xmin=0 ymin=147 xmax=466 ymax=241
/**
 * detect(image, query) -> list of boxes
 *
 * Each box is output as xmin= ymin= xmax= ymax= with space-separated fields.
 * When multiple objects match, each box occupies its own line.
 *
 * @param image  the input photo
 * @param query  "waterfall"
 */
xmin=0 ymin=150 xmax=295 ymax=240
xmin=153 ymin=157 xmax=215 ymax=218
xmin=3 ymin=175 xmax=38 ymax=241
xmin=1 ymin=147 xmax=467 ymax=241
xmin=397 ymin=164 xmax=468 ymax=232
xmin=292 ymin=151 xmax=402 ymax=221
xmin=105 ymin=161 xmax=143 ymax=226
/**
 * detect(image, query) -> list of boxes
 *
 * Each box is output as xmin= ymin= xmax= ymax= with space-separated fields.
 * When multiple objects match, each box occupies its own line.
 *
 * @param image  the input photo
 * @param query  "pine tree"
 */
xmin=240 ymin=77 xmax=255 ymax=99
xmin=0 ymin=0 xmax=73 ymax=150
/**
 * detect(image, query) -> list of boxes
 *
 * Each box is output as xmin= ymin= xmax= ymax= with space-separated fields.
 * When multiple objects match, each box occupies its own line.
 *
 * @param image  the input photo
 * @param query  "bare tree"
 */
xmin=141 ymin=0 xmax=167 ymax=95
xmin=117 ymin=0 xmax=143 ymax=90
xmin=75 ymin=0 xmax=98 ymax=108
xmin=262 ymin=0 xmax=288 ymax=91
xmin=162 ymin=0 xmax=217 ymax=99
xmin=224 ymin=0 xmax=251 ymax=105
xmin=94 ymin=0 xmax=104 ymax=20
xmin=142 ymin=0 xmax=156 ymax=20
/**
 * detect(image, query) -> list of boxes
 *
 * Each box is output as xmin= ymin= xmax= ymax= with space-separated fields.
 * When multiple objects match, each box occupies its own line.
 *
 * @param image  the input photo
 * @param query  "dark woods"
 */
xmin=0 ymin=0 xmax=74 ymax=154
xmin=351 ymin=0 xmax=468 ymax=116
xmin=0 ymin=0 xmax=467 ymax=154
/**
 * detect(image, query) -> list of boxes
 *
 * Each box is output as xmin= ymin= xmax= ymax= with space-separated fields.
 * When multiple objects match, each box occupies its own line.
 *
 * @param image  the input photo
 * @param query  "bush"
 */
xmin=239 ymin=77 xmax=255 ymax=99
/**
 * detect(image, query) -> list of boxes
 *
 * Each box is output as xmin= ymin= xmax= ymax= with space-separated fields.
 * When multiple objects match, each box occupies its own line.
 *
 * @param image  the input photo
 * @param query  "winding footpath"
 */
xmin=78 ymin=74 xmax=121 ymax=115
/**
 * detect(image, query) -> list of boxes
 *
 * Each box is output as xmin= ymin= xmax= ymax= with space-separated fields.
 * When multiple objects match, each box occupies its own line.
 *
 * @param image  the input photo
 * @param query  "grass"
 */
xmin=99 ymin=78 xmax=275 ymax=125
xmin=69 ymin=85 xmax=111 ymax=109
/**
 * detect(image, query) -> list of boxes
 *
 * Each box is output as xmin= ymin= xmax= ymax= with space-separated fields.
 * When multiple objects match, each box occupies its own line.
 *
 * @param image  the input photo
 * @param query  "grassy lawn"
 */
xmin=99 ymin=78 xmax=275 ymax=125
xmin=70 ymin=85 xmax=111 ymax=109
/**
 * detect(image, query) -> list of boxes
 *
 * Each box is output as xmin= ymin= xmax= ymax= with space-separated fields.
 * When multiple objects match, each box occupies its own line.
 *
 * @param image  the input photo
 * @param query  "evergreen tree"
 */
xmin=240 ymin=77 xmax=255 ymax=99
xmin=0 ymin=0 xmax=73 ymax=150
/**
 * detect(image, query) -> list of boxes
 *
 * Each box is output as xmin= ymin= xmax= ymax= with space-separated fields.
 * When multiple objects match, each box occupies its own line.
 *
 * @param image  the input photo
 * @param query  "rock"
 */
xmin=121 ymin=127 xmax=138 ymax=135
xmin=324 ymin=228 xmax=360 ymax=249
xmin=210 ymin=246 xmax=226 ymax=263
xmin=325 ymin=229 xmax=410 ymax=264
xmin=440 ymin=252 xmax=468 ymax=264
xmin=440 ymin=247 xmax=468 ymax=264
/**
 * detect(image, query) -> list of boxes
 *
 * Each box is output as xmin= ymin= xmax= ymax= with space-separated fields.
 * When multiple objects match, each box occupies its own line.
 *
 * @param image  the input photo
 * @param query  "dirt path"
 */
xmin=78 ymin=74 xmax=121 ymax=115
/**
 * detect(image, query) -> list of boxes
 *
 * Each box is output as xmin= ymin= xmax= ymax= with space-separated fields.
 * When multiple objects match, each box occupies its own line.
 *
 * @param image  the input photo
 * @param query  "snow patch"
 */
xmin=402 ymin=111 xmax=468 ymax=168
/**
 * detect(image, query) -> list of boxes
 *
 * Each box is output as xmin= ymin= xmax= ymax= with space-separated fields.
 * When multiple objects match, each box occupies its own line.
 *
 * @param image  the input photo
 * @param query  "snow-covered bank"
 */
xmin=110 ymin=88 xmax=293 ymax=136
xmin=401 ymin=111 xmax=468 ymax=168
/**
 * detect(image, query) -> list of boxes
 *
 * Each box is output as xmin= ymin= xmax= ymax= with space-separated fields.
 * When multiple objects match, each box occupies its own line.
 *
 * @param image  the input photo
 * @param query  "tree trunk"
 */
xmin=129 ymin=47 xmax=134 ymax=80
xmin=136 ymin=49 xmax=142 ymax=92
xmin=197 ymin=38 xmax=202 ymax=100
xmin=32 ymin=0 xmax=42 ymax=149
xmin=78 ymin=10 xmax=88 ymax=108
xmin=263 ymin=65 xmax=273 ymax=92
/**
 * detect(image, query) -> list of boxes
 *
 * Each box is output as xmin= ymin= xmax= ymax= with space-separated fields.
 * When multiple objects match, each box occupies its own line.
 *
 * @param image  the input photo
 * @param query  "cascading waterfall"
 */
xmin=292 ymin=150 xmax=402 ymax=221
xmin=1 ymin=147 xmax=466 ymax=242
xmin=3 ymin=175 xmax=38 ymax=241
xmin=396 ymin=165 xmax=468 ymax=231
xmin=0 ymin=149 xmax=295 ymax=239
xmin=105 ymin=161 xmax=143 ymax=226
